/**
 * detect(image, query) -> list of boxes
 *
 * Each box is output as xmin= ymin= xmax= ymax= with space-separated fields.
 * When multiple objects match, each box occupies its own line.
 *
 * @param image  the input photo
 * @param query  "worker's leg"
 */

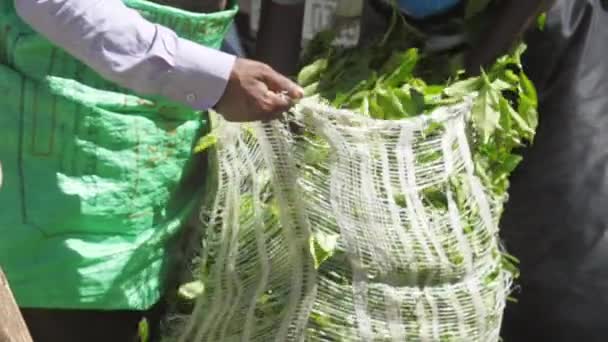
xmin=359 ymin=0 xmax=391 ymax=44
xmin=21 ymin=301 xmax=166 ymax=342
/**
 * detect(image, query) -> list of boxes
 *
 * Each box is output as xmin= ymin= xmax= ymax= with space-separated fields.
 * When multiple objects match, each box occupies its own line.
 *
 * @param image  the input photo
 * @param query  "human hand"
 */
xmin=214 ymin=58 xmax=304 ymax=122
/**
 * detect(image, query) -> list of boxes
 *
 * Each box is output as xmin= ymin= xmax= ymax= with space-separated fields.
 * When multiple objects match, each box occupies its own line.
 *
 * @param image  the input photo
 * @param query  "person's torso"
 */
xmin=499 ymin=2 xmax=608 ymax=339
xmin=0 ymin=0 xmax=235 ymax=310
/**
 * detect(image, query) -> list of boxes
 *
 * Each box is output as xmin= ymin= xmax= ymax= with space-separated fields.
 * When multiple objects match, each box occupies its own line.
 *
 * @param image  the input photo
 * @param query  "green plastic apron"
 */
xmin=0 ymin=0 xmax=235 ymax=310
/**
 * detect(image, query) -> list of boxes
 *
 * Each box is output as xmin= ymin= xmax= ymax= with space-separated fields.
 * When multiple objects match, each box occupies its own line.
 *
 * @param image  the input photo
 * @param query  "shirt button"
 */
xmin=186 ymin=93 xmax=196 ymax=103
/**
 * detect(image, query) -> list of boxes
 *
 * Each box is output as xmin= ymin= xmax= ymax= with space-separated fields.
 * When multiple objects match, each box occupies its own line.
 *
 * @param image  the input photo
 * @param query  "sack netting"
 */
xmin=171 ymin=97 xmax=512 ymax=342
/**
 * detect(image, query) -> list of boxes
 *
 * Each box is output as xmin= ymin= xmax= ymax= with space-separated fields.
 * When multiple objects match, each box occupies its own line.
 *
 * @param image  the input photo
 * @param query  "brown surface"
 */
xmin=0 ymin=268 xmax=33 ymax=342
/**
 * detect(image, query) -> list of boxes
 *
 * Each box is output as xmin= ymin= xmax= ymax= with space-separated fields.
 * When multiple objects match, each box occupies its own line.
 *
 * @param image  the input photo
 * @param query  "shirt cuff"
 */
xmin=158 ymin=31 xmax=236 ymax=111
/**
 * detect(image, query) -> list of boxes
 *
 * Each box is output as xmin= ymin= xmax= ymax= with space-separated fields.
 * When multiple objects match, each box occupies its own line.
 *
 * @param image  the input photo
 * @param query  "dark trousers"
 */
xmin=20 ymin=301 xmax=165 ymax=342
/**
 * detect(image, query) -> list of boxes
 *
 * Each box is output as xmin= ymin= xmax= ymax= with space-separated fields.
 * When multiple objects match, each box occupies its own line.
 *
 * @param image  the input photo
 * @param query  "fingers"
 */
xmin=261 ymin=65 xmax=304 ymax=100
xmin=261 ymin=89 xmax=293 ymax=114
xmin=247 ymin=84 xmax=291 ymax=122
xmin=214 ymin=58 xmax=303 ymax=123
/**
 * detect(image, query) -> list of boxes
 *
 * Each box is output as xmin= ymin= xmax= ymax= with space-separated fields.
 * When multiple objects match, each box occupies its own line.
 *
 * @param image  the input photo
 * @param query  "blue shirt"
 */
xmin=277 ymin=0 xmax=462 ymax=19
xmin=392 ymin=0 xmax=461 ymax=19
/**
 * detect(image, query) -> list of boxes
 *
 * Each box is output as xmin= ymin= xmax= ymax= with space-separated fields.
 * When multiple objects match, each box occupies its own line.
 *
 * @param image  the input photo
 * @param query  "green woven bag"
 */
xmin=0 ymin=0 xmax=236 ymax=310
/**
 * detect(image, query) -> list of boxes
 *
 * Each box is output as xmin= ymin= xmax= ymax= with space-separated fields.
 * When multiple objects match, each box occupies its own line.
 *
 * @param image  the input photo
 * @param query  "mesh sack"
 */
xmin=172 ymin=97 xmax=512 ymax=342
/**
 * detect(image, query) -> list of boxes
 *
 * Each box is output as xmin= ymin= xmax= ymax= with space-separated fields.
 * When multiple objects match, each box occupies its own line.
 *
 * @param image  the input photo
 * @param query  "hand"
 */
xmin=215 ymin=58 xmax=304 ymax=122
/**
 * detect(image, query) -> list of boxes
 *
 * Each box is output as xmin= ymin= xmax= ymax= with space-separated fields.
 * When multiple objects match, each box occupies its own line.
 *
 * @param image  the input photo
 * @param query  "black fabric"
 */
xmin=20 ymin=301 xmax=165 ymax=342
xmin=500 ymin=0 xmax=608 ymax=341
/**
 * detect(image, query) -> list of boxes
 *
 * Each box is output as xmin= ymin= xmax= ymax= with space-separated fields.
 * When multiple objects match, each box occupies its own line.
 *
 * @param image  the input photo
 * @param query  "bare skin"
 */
xmin=148 ymin=1 xmax=304 ymax=122
xmin=215 ymin=58 xmax=305 ymax=122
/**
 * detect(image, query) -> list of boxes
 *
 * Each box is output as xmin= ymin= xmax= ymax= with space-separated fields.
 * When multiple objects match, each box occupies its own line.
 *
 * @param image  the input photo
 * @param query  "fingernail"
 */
xmin=296 ymin=86 xmax=304 ymax=97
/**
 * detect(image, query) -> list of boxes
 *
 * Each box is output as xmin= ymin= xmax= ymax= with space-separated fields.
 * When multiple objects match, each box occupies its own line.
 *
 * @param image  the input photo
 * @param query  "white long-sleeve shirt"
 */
xmin=14 ymin=0 xmax=236 ymax=110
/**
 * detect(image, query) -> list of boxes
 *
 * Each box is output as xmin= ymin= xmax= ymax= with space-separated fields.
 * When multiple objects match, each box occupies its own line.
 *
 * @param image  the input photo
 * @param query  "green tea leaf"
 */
xmin=537 ymin=12 xmax=547 ymax=31
xmin=519 ymin=95 xmax=538 ymax=135
xmin=383 ymin=49 xmax=419 ymax=87
xmin=421 ymin=84 xmax=445 ymax=102
xmin=410 ymin=88 xmax=426 ymax=113
xmin=309 ymin=231 xmax=339 ymax=269
xmin=471 ymin=76 xmax=500 ymax=143
xmin=194 ymin=133 xmax=217 ymax=153
xmin=178 ymin=280 xmax=205 ymax=300
xmin=498 ymin=98 xmax=512 ymax=133
xmin=298 ymin=58 xmax=328 ymax=87
xmin=138 ymin=318 xmax=150 ymax=342
xmin=499 ymin=97 xmax=534 ymax=139
xmin=422 ymin=186 xmax=448 ymax=210
xmin=304 ymin=81 xmax=320 ymax=97
xmin=519 ymin=72 xmax=538 ymax=105
xmin=377 ymin=87 xmax=406 ymax=119
xmin=369 ymin=95 xmax=385 ymax=120
xmin=443 ymin=77 xmax=481 ymax=98
xmin=359 ymin=96 xmax=371 ymax=117
xmin=518 ymin=72 xmax=539 ymax=134
xmin=303 ymin=145 xmax=330 ymax=166
xmin=491 ymin=78 xmax=514 ymax=92
xmin=503 ymin=69 xmax=520 ymax=86
xmin=422 ymin=121 xmax=444 ymax=138
xmin=394 ymin=193 xmax=407 ymax=208
xmin=500 ymin=154 xmax=523 ymax=177
xmin=510 ymin=43 xmax=527 ymax=69
xmin=393 ymin=87 xmax=424 ymax=117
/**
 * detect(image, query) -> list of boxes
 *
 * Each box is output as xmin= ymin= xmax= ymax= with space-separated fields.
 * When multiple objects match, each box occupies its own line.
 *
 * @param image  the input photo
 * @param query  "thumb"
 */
xmin=262 ymin=66 xmax=304 ymax=100
xmin=263 ymin=90 xmax=293 ymax=115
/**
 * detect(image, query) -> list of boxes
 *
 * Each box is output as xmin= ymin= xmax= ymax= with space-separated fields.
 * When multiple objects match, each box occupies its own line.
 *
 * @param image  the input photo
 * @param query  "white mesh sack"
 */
xmin=174 ymin=97 xmax=512 ymax=342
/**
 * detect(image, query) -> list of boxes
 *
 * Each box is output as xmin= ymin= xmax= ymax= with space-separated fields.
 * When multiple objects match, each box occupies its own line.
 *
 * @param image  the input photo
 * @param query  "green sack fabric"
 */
xmin=0 ymin=0 xmax=236 ymax=310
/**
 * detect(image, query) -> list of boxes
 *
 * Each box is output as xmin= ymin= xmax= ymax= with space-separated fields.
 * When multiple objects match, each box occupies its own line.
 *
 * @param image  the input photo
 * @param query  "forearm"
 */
xmin=255 ymin=0 xmax=305 ymax=76
xmin=14 ymin=0 xmax=236 ymax=110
